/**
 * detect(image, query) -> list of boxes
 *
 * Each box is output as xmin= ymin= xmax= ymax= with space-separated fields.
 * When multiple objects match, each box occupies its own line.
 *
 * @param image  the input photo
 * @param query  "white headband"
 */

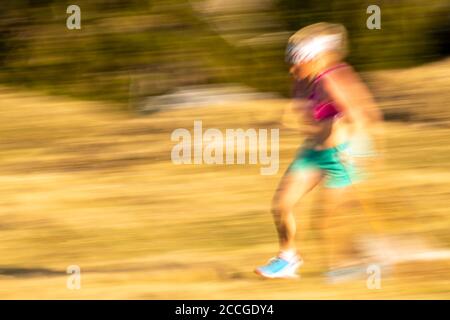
xmin=286 ymin=34 xmax=342 ymax=64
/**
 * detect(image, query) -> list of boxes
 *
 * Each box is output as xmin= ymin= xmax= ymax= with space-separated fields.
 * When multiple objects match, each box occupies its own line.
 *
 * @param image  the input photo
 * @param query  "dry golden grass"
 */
xmin=0 ymin=81 xmax=449 ymax=299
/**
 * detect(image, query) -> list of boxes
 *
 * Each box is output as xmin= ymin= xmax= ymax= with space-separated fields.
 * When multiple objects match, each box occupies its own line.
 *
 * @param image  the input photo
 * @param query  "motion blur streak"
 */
xmin=0 ymin=1 xmax=449 ymax=299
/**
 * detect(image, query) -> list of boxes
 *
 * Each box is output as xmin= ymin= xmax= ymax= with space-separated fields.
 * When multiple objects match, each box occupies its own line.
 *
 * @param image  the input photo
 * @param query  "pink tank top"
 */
xmin=307 ymin=63 xmax=347 ymax=121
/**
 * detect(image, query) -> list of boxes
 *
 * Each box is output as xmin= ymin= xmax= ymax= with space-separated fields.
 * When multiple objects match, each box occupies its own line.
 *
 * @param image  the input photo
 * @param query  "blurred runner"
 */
xmin=255 ymin=23 xmax=383 ymax=280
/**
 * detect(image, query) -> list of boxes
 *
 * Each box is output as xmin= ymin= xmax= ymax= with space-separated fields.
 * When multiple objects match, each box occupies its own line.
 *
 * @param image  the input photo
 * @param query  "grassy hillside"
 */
xmin=366 ymin=58 xmax=450 ymax=122
xmin=0 ymin=60 xmax=449 ymax=298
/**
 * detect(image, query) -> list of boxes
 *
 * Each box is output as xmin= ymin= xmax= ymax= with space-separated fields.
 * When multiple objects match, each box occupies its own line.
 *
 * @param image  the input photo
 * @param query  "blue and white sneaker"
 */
xmin=255 ymin=256 xmax=303 ymax=279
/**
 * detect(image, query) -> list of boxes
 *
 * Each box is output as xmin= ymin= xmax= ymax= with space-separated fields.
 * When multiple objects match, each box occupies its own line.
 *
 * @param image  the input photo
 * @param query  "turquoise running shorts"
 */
xmin=287 ymin=142 xmax=359 ymax=188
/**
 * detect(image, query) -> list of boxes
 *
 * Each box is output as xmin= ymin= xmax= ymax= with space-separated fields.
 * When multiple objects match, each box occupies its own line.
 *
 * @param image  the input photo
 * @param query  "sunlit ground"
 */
xmin=0 ymin=63 xmax=449 ymax=299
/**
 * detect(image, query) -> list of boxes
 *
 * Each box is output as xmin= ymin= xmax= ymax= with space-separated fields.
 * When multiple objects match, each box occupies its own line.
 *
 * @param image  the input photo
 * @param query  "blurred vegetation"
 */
xmin=0 ymin=0 xmax=448 ymax=105
xmin=0 ymin=0 xmax=449 ymax=299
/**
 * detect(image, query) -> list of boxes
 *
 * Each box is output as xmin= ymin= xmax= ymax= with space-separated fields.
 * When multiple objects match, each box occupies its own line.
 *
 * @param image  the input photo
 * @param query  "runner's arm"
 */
xmin=323 ymin=69 xmax=385 ymax=157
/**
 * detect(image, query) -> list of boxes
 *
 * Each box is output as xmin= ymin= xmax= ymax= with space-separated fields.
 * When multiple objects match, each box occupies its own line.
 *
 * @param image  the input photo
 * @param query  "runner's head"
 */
xmin=286 ymin=23 xmax=348 ymax=80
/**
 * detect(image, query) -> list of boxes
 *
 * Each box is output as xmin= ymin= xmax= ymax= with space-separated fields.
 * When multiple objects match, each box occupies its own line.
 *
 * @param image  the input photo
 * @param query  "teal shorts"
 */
xmin=287 ymin=142 xmax=359 ymax=188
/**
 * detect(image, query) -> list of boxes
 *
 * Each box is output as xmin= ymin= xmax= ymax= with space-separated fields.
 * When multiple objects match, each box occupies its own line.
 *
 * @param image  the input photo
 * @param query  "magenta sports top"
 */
xmin=294 ymin=63 xmax=348 ymax=122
